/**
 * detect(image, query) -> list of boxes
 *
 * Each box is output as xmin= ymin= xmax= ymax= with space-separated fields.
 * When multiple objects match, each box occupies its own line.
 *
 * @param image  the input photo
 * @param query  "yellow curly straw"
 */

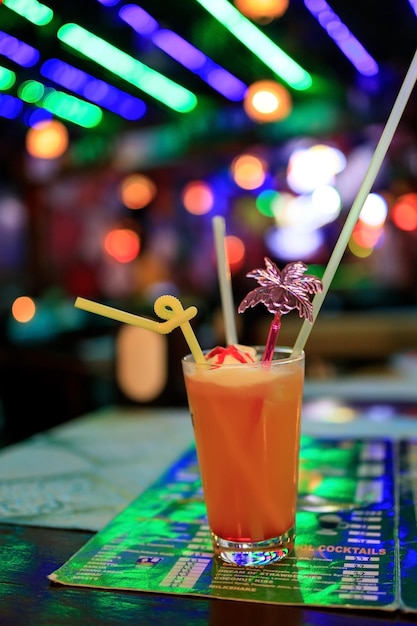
xmin=75 ymin=295 xmax=205 ymax=364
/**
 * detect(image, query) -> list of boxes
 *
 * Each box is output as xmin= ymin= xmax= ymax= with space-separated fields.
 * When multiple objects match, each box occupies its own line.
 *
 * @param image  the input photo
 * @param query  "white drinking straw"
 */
xmin=292 ymin=47 xmax=417 ymax=358
xmin=212 ymin=216 xmax=238 ymax=345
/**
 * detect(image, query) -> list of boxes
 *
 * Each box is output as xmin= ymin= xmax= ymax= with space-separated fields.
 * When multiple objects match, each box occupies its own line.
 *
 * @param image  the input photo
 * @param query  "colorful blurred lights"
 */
xmin=57 ymin=23 xmax=198 ymax=114
xmin=25 ymin=119 xmax=69 ymax=159
xmin=182 ymin=181 xmax=214 ymax=215
xmin=12 ymin=296 xmax=36 ymax=323
xmin=391 ymin=193 xmax=417 ymax=231
xmin=120 ymin=5 xmax=246 ymax=101
xmin=3 ymin=0 xmax=53 ymax=26
xmin=225 ymin=235 xmax=245 ymax=272
xmin=41 ymin=59 xmax=147 ymax=121
xmin=311 ymin=185 xmax=341 ymax=225
xmin=273 ymin=189 xmax=340 ymax=230
xmin=19 ymin=79 xmax=103 ymax=128
xmin=120 ymin=174 xmax=157 ymax=209
xmin=234 ymin=0 xmax=289 ymax=22
xmin=359 ymin=193 xmax=388 ymax=227
xmin=0 ymin=31 xmax=40 ymax=67
xmin=244 ymin=80 xmax=292 ymax=122
xmin=348 ymin=193 xmax=388 ymax=257
xmin=352 ymin=223 xmax=384 ymax=249
xmin=104 ymin=229 xmax=140 ymax=263
xmin=231 ymin=153 xmax=267 ymax=190
xmin=256 ymin=189 xmax=280 ymax=217
xmin=0 ymin=94 xmax=23 ymax=119
xmin=266 ymin=225 xmax=324 ymax=260
xmin=194 ymin=0 xmax=312 ymax=90
xmin=348 ymin=236 xmax=375 ymax=259
xmin=0 ymin=66 xmax=16 ymax=90
xmin=287 ymin=144 xmax=346 ymax=194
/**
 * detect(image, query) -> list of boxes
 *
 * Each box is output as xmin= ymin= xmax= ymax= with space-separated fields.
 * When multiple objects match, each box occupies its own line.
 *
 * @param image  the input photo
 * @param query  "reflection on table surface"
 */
xmin=1 ymin=375 xmax=417 ymax=532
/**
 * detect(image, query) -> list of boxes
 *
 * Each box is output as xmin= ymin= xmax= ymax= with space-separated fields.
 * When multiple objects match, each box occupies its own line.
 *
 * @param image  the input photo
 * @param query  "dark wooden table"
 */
xmin=1 ymin=523 xmax=417 ymax=626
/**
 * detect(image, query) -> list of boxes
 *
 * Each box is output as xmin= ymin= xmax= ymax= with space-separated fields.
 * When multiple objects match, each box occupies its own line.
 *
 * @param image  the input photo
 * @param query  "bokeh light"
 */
xmin=25 ymin=119 xmax=69 ymax=159
xmin=234 ymin=0 xmax=289 ymax=22
xmin=286 ymin=143 xmax=346 ymax=194
xmin=391 ymin=193 xmax=417 ymax=231
xmin=104 ymin=228 xmax=140 ymax=263
xmin=348 ymin=193 xmax=388 ymax=258
xmin=359 ymin=193 xmax=388 ymax=227
xmin=116 ymin=326 xmax=167 ymax=402
xmin=182 ymin=180 xmax=214 ymax=215
xmin=120 ymin=173 xmax=157 ymax=209
xmin=244 ymin=80 xmax=292 ymax=122
xmin=231 ymin=153 xmax=267 ymax=190
xmin=265 ymin=225 xmax=324 ymax=260
xmin=348 ymin=235 xmax=375 ymax=258
xmin=11 ymin=296 xmax=36 ymax=323
xmin=269 ymin=191 xmax=295 ymax=224
xmin=351 ymin=222 xmax=384 ymax=249
xmin=271 ymin=187 xmax=340 ymax=231
xmin=225 ymin=235 xmax=245 ymax=273
xmin=310 ymin=185 xmax=342 ymax=227
xmin=255 ymin=189 xmax=280 ymax=217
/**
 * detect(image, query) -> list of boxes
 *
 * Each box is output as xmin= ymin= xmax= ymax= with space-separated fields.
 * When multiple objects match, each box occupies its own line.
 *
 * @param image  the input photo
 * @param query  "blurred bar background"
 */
xmin=1 ymin=0 xmax=417 ymax=445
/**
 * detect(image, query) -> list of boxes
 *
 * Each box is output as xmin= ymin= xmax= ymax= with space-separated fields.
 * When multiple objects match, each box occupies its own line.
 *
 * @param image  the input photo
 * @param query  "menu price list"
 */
xmin=49 ymin=438 xmax=405 ymax=612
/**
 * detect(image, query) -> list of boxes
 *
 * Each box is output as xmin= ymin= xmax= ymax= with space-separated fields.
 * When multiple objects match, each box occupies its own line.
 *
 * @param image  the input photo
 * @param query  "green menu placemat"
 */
xmin=49 ymin=436 xmax=403 ymax=611
xmin=398 ymin=439 xmax=417 ymax=612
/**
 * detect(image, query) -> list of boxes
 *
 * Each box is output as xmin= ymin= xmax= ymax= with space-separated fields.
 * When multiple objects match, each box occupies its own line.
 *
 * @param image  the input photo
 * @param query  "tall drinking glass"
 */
xmin=182 ymin=346 xmax=305 ymax=566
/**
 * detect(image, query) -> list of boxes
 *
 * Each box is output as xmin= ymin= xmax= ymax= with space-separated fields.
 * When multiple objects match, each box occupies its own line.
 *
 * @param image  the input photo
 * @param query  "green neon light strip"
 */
xmin=193 ymin=0 xmax=312 ymax=91
xmin=3 ymin=0 xmax=53 ymax=26
xmin=0 ymin=66 xmax=16 ymax=90
xmin=57 ymin=23 xmax=198 ymax=113
xmin=18 ymin=80 xmax=102 ymax=128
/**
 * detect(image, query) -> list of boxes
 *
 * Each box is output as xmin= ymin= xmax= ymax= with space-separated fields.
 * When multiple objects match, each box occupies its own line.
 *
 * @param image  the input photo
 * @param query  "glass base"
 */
xmin=212 ymin=527 xmax=295 ymax=566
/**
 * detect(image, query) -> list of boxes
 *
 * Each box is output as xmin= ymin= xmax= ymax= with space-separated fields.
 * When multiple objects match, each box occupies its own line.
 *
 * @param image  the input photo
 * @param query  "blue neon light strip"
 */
xmin=41 ymin=59 xmax=147 ymax=120
xmin=0 ymin=94 xmax=23 ymax=119
xmin=119 ymin=4 xmax=247 ymax=101
xmin=304 ymin=0 xmax=379 ymax=77
xmin=0 ymin=31 xmax=40 ymax=67
xmin=57 ymin=23 xmax=198 ymax=113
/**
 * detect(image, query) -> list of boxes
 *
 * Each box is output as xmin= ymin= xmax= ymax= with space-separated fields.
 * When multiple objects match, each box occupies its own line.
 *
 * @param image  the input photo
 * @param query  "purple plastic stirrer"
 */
xmin=238 ymin=257 xmax=323 ymax=363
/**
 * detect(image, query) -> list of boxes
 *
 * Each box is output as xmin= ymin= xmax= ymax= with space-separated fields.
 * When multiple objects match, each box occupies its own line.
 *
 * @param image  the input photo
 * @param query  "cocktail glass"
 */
xmin=182 ymin=346 xmax=305 ymax=566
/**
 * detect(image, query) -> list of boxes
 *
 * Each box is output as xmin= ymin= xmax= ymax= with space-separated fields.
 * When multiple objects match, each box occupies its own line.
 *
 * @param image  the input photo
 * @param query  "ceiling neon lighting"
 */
xmin=304 ymin=0 xmax=379 ymax=77
xmin=0 ymin=66 xmax=16 ymax=90
xmin=0 ymin=27 xmax=145 ymax=122
xmin=18 ymin=80 xmax=103 ymax=128
xmin=192 ymin=0 xmax=312 ymax=91
xmin=119 ymin=4 xmax=247 ymax=101
xmin=57 ymin=23 xmax=198 ymax=113
xmin=41 ymin=59 xmax=147 ymax=121
xmin=0 ymin=31 xmax=40 ymax=67
xmin=3 ymin=0 xmax=53 ymax=26
xmin=0 ymin=94 xmax=23 ymax=119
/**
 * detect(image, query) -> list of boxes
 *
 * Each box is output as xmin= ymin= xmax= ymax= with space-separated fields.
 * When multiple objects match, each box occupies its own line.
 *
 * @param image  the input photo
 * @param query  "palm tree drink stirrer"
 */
xmin=238 ymin=257 xmax=323 ymax=363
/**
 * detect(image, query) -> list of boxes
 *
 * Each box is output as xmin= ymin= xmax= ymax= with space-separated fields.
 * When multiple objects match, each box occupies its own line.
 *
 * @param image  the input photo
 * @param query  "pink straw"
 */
xmin=262 ymin=313 xmax=281 ymax=362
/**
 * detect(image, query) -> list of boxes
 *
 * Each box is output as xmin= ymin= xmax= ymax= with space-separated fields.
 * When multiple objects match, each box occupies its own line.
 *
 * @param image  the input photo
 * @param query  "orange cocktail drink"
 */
xmin=182 ymin=346 xmax=305 ymax=566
